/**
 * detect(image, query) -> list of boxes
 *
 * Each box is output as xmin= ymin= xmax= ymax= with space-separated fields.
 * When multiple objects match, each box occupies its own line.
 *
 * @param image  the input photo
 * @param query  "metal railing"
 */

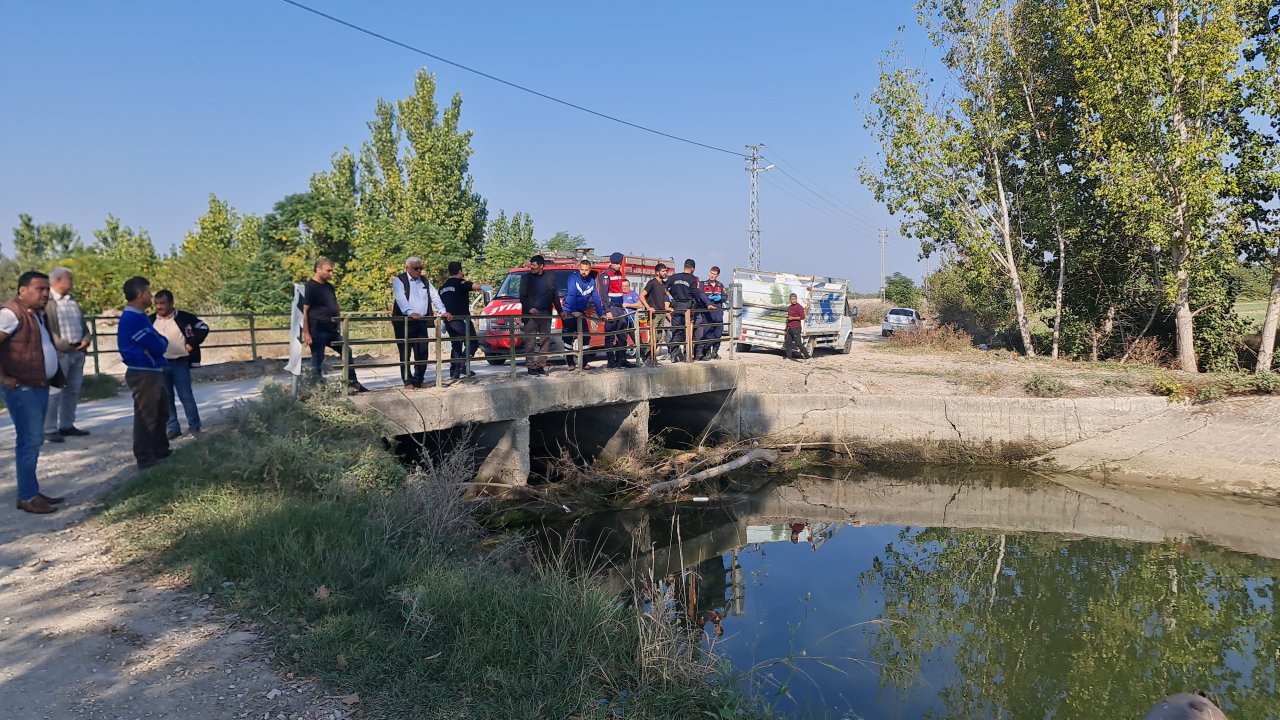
xmin=81 ymin=306 xmax=736 ymax=389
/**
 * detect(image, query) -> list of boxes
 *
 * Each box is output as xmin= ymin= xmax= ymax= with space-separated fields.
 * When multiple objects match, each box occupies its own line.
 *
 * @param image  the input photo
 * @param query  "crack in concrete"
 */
xmin=1113 ymin=415 xmax=1213 ymax=463
xmin=942 ymin=399 xmax=963 ymax=442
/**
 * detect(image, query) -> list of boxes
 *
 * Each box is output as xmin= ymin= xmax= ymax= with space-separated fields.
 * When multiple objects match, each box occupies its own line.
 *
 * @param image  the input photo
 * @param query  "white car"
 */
xmin=881 ymin=307 xmax=923 ymax=336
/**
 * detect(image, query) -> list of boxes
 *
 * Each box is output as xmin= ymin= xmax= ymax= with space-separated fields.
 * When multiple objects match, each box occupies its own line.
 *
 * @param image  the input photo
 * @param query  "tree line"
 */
xmin=1 ymin=69 xmax=583 ymax=318
xmin=862 ymin=0 xmax=1280 ymax=373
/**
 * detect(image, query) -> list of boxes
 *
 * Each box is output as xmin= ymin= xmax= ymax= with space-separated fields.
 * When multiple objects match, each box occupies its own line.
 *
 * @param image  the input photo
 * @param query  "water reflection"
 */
xmin=559 ymin=466 xmax=1280 ymax=719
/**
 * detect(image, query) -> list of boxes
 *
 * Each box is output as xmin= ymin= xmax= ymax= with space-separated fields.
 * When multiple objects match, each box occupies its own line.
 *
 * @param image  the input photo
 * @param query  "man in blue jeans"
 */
xmin=151 ymin=290 xmax=209 ymax=439
xmin=0 ymin=271 xmax=66 ymax=514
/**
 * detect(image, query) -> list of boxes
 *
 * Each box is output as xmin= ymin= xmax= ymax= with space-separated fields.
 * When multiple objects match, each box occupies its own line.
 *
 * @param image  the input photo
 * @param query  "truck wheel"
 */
xmin=486 ymin=357 xmax=508 ymax=366
xmin=840 ymin=333 xmax=853 ymax=354
xmin=735 ymin=342 xmax=752 ymax=354
xmin=805 ymin=338 xmax=817 ymax=356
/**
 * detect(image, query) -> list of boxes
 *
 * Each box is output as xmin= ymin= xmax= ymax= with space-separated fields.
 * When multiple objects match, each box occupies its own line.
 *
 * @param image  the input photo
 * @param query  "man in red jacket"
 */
xmin=782 ymin=293 xmax=811 ymax=361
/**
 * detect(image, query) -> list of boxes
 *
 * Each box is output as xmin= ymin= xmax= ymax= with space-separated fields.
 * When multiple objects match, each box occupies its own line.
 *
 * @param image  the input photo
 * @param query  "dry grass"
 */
xmin=851 ymin=299 xmax=894 ymax=327
xmin=888 ymin=324 xmax=974 ymax=352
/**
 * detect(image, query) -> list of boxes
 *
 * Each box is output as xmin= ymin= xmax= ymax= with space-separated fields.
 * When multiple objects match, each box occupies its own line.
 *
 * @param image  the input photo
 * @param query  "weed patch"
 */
xmin=888 ymin=324 xmax=974 ymax=352
xmin=1024 ymin=373 xmax=1068 ymax=398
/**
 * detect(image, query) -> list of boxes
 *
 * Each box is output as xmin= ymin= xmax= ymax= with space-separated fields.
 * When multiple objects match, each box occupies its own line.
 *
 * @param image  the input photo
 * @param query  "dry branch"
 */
xmin=644 ymin=448 xmax=779 ymax=497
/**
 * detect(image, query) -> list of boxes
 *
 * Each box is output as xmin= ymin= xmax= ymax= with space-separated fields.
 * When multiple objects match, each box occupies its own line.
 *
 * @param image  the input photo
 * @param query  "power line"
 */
xmin=276 ymin=0 xmax=745 ymax=158
xmin=762 ymin=175 xmax=867 ymax=234
xmin=762 ymin=147 xmax=882 ymax=226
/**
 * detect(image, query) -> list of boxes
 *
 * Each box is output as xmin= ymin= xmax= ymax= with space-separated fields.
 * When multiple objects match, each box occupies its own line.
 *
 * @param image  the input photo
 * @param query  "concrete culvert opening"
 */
xmin=648 ymin=389 xmax=736 ymax=450
xmin=529 ymin=402 xmax=648 ymax=482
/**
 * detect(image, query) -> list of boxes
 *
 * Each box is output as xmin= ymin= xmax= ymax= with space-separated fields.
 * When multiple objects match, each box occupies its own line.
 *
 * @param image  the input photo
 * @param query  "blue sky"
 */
xmin=1 ymin=1 xmax=931 ymax=293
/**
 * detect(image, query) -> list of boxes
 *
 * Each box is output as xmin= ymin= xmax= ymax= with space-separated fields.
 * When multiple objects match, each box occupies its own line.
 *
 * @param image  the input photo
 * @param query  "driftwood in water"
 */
xmin=644 ymin=448 xmax=779 ymax=497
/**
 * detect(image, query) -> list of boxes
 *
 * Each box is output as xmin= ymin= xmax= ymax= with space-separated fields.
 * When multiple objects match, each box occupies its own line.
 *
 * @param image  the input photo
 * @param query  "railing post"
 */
xmin=340 ymin=316 xmax=350 ymax=387
xmin=90 ymin=317 xmax=100 ymax=375
xmin=685 ymin=309 xmax=693 ymax=363
xmin=574 ymin=316 xmax=583 ymax=370
xmin=464 ymin=315 xmax=472 ymax=378
xmin=648 ymin=312 xmax=657 ymax=367
xmin=401 ymin=315 xmax=410 ymax=385
xmin=434 ymin=316 xmax=444 ymax=388
xmin=248 ymin=314 xmax=258 ymax=361
xmin=509 ymin=319 xmax=518 ymax=378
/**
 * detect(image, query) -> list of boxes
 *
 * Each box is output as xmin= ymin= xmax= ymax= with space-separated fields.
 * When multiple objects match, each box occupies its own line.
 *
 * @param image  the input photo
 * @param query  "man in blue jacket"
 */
xmin=117 ymin=276 xmax=170 ymax=469
xmin=562 ymin=258 xmax=603 ymax=370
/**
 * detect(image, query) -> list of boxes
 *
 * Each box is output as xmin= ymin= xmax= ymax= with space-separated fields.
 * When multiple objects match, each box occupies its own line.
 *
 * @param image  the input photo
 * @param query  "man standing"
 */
xmin=664 ymin=259 xmax=710 ymax=363
xmin=303 ymin=258 xmax=368 ymax=393
xmin=596 ymin=252 xmax=634 ymax=369
xmin=391 ymin=256 xmax=448 ymax=389
xmin=641 ymin=263 xmax=672 ymax=367
xmin=562 ymin=258 xmax=603 ymax=370
xmin=118 ymin=276 xmax=171 ymax=470
xmin=439 ymin=261 xmax=476 ymax=381
xmin=43 ymin=266 xmax=91 ymax=442
xmin=697 ymin=266 xmax=727 ymax=360
xmin=0 ymin=272 xmax=65 ymax=513
xmin=517 ymin=254 xmax=561 ymax=376
xmin=151 ymin=290 xmax=209 ymax=439
xmin=783 ymin=292 xmax=812 ymax=361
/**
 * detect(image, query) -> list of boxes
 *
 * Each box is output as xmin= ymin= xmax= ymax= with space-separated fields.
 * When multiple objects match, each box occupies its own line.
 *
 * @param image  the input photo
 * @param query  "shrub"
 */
xmin=1151 ymin=374 xmax=1186 ymax=402
xmin=1196 ymin=385 xmax=1225 ymax=404
xmin=1122 ymin=336 xmax=1171 ymax=368
xmin=888 ymin=324 xmax=973 ymax=352
xmin=1253 ymin=371 xmax=1279 ymax=394
xmin=1024 ymin=373 xmax=1068 ymax=398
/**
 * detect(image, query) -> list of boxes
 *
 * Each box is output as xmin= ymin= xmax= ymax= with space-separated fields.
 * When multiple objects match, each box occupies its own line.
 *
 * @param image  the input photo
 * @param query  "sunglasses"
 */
xmin=408 ymin=265 xmax=424 ymax=271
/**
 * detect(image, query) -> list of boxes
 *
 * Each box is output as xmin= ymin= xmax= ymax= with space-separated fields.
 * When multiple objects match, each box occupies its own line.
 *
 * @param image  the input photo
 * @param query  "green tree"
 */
xmin=861 ymin=1 xmax=1041 ymax=355
xmin=1063 ymin=0 xmax=1249 ymax=371
xmin=884 ymin=272 xmax=921 ymax=308
xmin=474 ymin=210 xmax=536 ymax=286
xmin=322 ymin=69 xmax=488 ymax=309
xmin=11 ymin=213 xmax=82 ymax=269
xmin=159 ymin=194 xmax=262 ymax=312
xmin=260 ymin=191 xmax=356 ymax=282
xmin=542 ymin=231 xmax=587 ymax=253
xmin=63 ymin=215 xmax=160 ymax=314
xmin=217 ymin=246 xmax=294 ymax=315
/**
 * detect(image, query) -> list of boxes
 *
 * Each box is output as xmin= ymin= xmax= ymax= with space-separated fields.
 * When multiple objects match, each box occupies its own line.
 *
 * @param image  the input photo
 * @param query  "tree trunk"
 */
xmin=1051 ymin=233 xmax=1066 ymax=359
xmin=1172 ymin=237 xmax=1198 ymax=372
xmin=1257 ymin=251 xmax=1280 ymax=373
xmin=990 ymin=157 xmax=1038 ymax=357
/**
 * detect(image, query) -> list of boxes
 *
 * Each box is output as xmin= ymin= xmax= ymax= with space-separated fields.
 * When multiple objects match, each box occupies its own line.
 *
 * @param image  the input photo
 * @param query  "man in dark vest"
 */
xmin=439 ymin=261 xmax=477 ymax=381
xmin=596 ymin=252 xmax=635 ymax=369
xmin=392 ymin=256 xmax=448 ymax=389
xmin=0 ymin=271 xmax=66 ymax=514
xmin=664 ymin=258 xmax=711 ymax=363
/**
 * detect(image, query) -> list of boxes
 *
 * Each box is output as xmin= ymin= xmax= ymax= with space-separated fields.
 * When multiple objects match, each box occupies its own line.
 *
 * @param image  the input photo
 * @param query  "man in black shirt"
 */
xmin=439 ymin=261 xmax=478 ymax=381
xmin=302 ymin=258 xmax=367 ymax=392
xmin=517 ymin=254 xmax=562 ymax=376
xmin=641 ymin=263 xmax=672 ymax=367
xmin=664 ymin=258 xmax=710 ymax=363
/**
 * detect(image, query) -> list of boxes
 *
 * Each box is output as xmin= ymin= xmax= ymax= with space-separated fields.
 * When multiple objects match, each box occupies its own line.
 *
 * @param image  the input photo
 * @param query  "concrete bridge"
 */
xmin=352 ymin=362 xmax=742 ymax=485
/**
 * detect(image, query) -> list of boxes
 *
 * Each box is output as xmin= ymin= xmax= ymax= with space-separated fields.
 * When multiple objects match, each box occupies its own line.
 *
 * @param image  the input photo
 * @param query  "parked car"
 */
xmin=881 ymin=307 xmax=923 ymax=336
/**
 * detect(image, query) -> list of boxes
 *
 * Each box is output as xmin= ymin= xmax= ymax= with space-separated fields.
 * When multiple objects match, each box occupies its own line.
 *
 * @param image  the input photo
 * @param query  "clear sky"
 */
xmin=1 ymin=1 xmax=932 ymax=293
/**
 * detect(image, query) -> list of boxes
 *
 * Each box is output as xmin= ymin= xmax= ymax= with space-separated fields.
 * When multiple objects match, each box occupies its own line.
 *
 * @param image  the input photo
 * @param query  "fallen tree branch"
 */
xmin=645 ymin=448 xmax=779 ymax=497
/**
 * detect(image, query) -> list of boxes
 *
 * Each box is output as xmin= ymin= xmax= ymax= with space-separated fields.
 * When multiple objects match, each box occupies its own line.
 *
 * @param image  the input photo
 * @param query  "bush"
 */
xmin=1024 ymin=373 xmax=1068 ymax=398
xmin=1151 ymin=374 xmax=1186 ymax=401
xmin=1122 ymin=336 xmax=1171 ymax=368
xmin=1253 ymin=371 xmax=1279 ymax=394
xmin=852 ymin=299 xmax=893 ymax=327
xmin=1196 ymin=385 xmax=1225 ymax=404
xmin=888 ymin=324 xmax=973 ymax=352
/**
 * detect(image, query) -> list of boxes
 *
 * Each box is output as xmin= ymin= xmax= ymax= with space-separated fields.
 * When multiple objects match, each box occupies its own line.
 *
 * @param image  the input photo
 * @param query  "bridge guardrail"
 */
xmin=81 ymin=307 xmax=734 ymax=388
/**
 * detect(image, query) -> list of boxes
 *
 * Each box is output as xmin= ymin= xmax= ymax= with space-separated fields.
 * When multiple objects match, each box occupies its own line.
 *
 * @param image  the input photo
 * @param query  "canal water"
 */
xmin=552 ymin=465 xmax=1280 ymax=719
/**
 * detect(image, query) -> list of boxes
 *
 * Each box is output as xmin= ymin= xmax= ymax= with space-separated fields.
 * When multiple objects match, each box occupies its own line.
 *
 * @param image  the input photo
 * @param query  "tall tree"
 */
xmin=160 ymin=194 xmax=261 ymax=312
xmin=474 ymin=210 xmax=536 ymax=286
xmin=323 ymin=69 xmax=488 ymax=309
xmin=1064 ymin=0 xmax=1249 ymax=371
xmin=11 ymin=213 xmax=82 ymax=268
xmin=862 ymin=0 xmax=1041 ymax=355
xmin=1237 ymin=0 xmax=1280 ymax=372
xmin=63 ymin=215 xmax=160 ymax=314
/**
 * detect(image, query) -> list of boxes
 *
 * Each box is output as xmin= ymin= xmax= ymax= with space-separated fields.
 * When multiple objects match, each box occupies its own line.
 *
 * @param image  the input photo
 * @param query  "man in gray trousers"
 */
xmin=43 ymin=266 xmax=92 ymax=442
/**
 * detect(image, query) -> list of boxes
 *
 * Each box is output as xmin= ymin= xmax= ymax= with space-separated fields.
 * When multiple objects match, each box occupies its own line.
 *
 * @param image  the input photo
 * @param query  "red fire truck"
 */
xmin=475 ymin=250 xmax=672 ymax=364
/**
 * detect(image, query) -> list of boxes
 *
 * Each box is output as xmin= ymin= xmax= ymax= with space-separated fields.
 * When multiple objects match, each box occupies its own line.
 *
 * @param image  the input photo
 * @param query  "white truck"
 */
xmin=730 ymin=267 xmax=857 ymax=356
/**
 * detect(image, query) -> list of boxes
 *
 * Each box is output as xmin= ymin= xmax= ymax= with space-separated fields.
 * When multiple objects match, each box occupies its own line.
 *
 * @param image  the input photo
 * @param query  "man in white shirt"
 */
xmin=0 ymin=271 xmax=66 ymax=514
xmin=43 ymin=266 xmax=92 ymax=443
xmin=391 ymin=256 xmax=450 ymax=388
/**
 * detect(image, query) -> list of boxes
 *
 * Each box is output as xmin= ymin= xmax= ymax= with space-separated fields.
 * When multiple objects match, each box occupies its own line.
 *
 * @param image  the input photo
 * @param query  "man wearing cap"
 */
xmin=596 ymin=252 xmax=634 ymax=369
xmin=696 ymin=266 xmax=727 ymax=360
xmin=664 ymin=258 xmax=711 ymax=363
xmin=518 ymin=254 xmax=561 ymax=376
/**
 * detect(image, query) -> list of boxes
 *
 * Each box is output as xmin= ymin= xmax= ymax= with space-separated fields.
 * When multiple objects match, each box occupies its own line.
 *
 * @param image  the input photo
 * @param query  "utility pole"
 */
xmin=878 ymin=229 xmax=887 ymax=302
xmin=746 ymin=144 xmax=773 ymax=270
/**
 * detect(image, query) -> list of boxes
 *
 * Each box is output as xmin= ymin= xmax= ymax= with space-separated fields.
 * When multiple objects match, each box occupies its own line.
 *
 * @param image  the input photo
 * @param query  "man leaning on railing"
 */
xmin=518 ymin=254 xmax=560 ymax=377
xmin=303 ymin=258 xmax=368 ymax=394
xmin=391 ymin=256 xmax=448 ymax=390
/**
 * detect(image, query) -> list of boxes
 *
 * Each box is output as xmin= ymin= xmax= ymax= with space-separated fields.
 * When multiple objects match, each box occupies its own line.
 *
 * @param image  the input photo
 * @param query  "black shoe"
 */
xmin=566 ymin=356 xmax=577 ymax=369
xmin=349 ymin=382 xmax=370 ymax=394
xmin=465 ymin=370 xmax=476 ymax=377
xmin=619 ymin=360 xmax=637 ymax=369
xmin=167 ymin=428 xmax=182 ymax=440
xmin=59 ymin=427 xmax=90 ymax=437
xmin=44 ymin=432 xmax=64 ymax=444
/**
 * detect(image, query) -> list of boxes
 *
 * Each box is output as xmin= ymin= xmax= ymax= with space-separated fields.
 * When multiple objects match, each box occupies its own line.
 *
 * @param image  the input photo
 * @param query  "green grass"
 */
xmin=97 ymin=385 xmax=768 ymax=720
xmin=1236 ymin=299 xmax=1269 ymax=326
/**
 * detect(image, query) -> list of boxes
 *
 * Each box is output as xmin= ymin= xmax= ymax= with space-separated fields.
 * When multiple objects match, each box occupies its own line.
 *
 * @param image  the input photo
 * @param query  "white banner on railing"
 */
xmin=285 ymin=283 xmax=305 ymax=376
